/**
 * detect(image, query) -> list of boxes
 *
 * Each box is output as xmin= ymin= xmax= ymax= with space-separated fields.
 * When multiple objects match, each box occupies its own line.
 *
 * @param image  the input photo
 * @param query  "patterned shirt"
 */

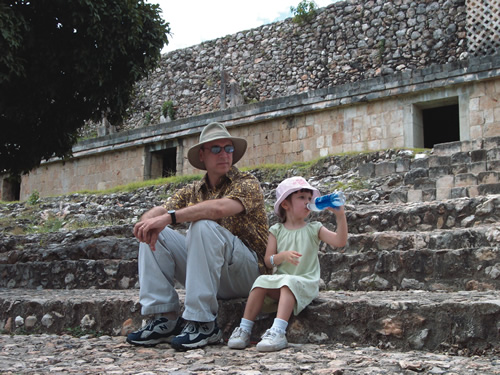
xmin=163 ymin=166 xmax=270 ymax=275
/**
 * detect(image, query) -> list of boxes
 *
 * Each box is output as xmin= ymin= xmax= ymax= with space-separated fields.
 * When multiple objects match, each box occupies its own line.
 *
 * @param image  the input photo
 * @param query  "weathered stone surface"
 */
xmin=1 ymin=288 xmax=499 ymax=353
xmin=1 ymin=335 xmax=498 ymax=374
xmin=1 ymin=142 xmax=500 ymax=372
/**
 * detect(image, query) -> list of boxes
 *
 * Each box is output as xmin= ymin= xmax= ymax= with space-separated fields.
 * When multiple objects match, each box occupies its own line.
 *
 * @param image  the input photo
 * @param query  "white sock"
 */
xmin=240 ymin=318 xmax=254 ymax=334
xmin=270 ymin=318 xmax=288 ymax=334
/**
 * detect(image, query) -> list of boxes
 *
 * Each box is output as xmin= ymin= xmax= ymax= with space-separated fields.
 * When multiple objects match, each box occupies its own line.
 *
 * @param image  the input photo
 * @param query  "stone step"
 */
xmin=3 ymin=222 xmax=497 ymax=264
xmin=2 ymin=196 xmax=497 ymax=260
xmin=345 ymin=225 xmax=499 ymax=253
xmin=344 ymin=194 xmax=500 ymax=234
xmin=1 ymin=245 xmax=498 ymax=292
xmin=0 ymin=259 xmax=138 ymax=289
xmin=320 ymin=246 xmax=500 ymax=291
xmin=433 ymin=137 xmax=500 ymax=157
xmin=1 ymin=288 xmax=498 ymax=353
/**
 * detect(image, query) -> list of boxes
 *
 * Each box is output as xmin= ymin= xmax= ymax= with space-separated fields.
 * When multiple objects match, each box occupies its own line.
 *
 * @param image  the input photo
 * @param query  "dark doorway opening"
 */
xmin=2 ymin=176 xmax=21 ymax=201
xmin=150 ymin=147 xmax=177 ymax=179
xmin=160 ymin=148 xmax=177 ymax=177
xmin=422 ymin=104 xmax=460 ymax=148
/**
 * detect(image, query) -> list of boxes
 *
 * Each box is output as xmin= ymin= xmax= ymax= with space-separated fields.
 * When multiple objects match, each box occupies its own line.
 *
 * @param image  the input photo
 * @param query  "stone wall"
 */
xmin=16 ymin=54 xmax=500 ymax=200
xmin=116 ymin=0 xmax=470 ymax=133
xmin=20 ymin=148 xmax=144 ymax=199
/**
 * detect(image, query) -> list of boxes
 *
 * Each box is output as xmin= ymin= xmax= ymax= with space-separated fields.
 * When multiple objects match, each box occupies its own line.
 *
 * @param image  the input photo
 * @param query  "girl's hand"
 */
xmin=326 ymin=205 xmax=345 ymax=215
xmin=281 ymin=251 xmax=302 ymax=266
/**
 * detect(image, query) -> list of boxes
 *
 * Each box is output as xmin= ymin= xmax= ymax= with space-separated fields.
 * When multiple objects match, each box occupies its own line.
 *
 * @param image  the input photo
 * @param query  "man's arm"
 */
xmin=134 ymin=198 xmax=244 ymax=250
xmin=174 ymin=197 xmax=244 ymax=224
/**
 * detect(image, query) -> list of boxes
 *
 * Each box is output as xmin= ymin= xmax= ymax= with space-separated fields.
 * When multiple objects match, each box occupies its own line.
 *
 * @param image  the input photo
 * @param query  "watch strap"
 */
xmin=169 ymin=210 xmax=176 ymax=225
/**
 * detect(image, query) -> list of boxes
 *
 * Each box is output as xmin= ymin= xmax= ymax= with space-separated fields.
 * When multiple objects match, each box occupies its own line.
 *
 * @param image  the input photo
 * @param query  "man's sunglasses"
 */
xmin=204 ymin=145 xmax=235 ymax=154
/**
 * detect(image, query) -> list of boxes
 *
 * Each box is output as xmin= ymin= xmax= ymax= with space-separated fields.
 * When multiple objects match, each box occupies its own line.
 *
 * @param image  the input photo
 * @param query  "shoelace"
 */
xmin=143 ymin=318 xmax=159 ymax=331
xmin=261 ymin=329 xmax=277 ymax=340
xmin=232 ymin=327 xmax=246 ymax=338
xmin=182 ymin=321 xmax=199 ymax=334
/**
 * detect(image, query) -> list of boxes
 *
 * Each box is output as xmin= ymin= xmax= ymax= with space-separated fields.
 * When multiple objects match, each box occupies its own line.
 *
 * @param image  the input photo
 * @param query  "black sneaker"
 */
xmin=171 ymin=320 xmax=223 ymax=350
xmin=126 ymin=317 xmax=185 ymax=347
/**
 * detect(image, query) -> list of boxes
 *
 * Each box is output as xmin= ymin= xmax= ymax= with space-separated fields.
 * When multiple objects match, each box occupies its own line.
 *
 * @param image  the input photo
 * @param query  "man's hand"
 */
xmin=134 ymin=213 xmax=169 ymax=251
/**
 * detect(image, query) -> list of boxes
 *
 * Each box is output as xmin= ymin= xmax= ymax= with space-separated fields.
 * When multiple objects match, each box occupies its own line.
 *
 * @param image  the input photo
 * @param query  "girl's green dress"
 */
xmin=251 ymin=221 xmax=323 ymax=315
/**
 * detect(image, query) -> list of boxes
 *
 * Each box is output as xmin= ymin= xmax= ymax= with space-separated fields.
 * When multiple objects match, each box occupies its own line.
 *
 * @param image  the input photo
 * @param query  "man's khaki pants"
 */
xmin=138 ymin=220 xmax=260 ymax=322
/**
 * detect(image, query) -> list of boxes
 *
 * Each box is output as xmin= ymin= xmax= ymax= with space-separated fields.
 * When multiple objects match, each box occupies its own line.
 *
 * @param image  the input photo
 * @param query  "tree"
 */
xmin=0 ymin=0 xmax=170 ymax=176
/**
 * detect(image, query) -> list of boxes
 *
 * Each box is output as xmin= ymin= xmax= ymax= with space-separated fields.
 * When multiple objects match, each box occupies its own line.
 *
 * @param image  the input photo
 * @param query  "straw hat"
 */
xmin=187 ymin=122 xmax=247 ymax=170
xmin=273 ymin=176 xmax=320 ymax=215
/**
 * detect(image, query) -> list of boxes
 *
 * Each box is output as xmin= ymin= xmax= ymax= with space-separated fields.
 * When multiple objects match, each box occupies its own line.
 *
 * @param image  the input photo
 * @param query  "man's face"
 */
xmin=199 ymin=138 xmax=234 ymax=175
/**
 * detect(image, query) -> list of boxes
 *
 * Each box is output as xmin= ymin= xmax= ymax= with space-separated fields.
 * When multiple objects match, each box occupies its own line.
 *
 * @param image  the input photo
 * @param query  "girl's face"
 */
xmin=284 ymin=189 xmax=313 ymax=219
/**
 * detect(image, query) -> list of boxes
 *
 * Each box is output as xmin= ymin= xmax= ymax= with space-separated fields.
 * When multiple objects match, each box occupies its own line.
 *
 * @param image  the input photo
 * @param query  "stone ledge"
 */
xmin=1 ymin=288 xmax=498 ymax=352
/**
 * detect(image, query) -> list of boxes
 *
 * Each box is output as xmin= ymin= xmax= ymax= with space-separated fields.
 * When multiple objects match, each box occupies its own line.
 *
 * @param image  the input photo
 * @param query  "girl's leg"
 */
xmin=276 ymin=286 xmax=296 ymax=322
xmin=228 ymin=287 xmax=268 ymax=349
xmin=256 ymin=286 xmax=295 ymax=352
xmin=242 ymin=287 xmax=268 ymax=321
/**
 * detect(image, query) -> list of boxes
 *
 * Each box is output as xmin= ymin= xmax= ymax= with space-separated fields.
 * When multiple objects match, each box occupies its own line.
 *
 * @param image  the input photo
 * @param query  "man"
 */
xmin=127 ymin=122 xmax=269 ymax=350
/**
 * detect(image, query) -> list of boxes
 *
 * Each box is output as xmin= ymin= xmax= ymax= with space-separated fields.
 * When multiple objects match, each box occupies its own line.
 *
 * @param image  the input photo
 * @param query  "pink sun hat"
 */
xmin=274 ymin=176 xmax=320 ymax=215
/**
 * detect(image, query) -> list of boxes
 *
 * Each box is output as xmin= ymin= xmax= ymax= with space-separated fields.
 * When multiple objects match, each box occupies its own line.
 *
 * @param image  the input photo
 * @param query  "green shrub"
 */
xmin=290 ymin=0 xmax=318 ymax=25
xmin=161 ymin=100 xmax=176 ymax=120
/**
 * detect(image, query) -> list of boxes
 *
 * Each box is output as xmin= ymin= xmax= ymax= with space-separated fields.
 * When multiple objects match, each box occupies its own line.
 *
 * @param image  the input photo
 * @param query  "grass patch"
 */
xmin=26 ymin=217 xmax=64 ymax=234
xmin=65 ymin=326 xmax=103 ymax=338
xmin=73 ymin=174 xmax=203 ymax=195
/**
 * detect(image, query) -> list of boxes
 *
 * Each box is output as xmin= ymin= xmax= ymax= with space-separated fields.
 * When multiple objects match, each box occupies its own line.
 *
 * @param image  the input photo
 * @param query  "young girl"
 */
xmin=228 ymin=176 xmax=348 ymax=352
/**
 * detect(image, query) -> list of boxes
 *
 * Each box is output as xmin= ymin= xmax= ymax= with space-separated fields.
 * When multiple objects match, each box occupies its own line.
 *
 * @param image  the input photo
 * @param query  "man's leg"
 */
xmin=171 ymin=220 xmax=260 ymax=350
xmin=127 ymin=227 xmax=188 ymax=346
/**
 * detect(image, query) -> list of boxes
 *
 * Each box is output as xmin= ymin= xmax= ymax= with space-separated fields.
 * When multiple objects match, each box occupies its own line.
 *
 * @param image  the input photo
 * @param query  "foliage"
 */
xmin=161 ymin=100 xmax=176 ymax=120
xmin=27 ymin=216 xmax=64 ymax=234
xmin=0 ymin=0 xmax=170 ymax=176
xmin=290 ymin=0 xmax=318 ymax=25
xmin=27 ymin=190 xmax=40 ymax=205
xmin=65 ymin=326 xmax=102 ymax=338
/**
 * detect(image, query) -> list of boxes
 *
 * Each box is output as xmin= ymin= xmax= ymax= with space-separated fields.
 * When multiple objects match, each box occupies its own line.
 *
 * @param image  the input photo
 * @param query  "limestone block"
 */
xmin=436 ymin=188 xmax=451 ymax=200
xmin=410 ymin=158 xmax=429 ymax=169
xmin=478 ymin=183 xmax=500 ymax=195
xmin=471 ymin=149 xmax=487 ymax=162
xmin=451 ymin=187 xmax=468 ymax=198
xmin=468 ymin=185 xmax=479 ymax=197
xmin=414 ymin=178 xmax=436 ymax=190
xmin=358 ymin=163 xmax=375 ymax=177
xmin=428 ymin=155 xmax=451 ymax=168
xmin=486 ymin=147 xmax=500 ymax=161
xmin=407 ymin=189 xmax=423 ymax=202
xmin=429 ymin=166 xmax=452 ymax=178
xmin=422 ymin=189 xmax=436 ymax=201
xmin=403 ymin=168 xmax=428 ymax=185
xmin=375 ymin=162 xmax=396 ymax=177
xmin=395 ymin=158 xmax=410 ymax=173
xmin=433 ymin=141 xmax=462 ymax=156
xmin=478 ymin=171 xmax=499 ymax=184
xmin=455 ymin=173 xmax=478 ymax=187
xmin=451 ymin=151 xmax=472 ymax=165
xmin=468 ymin=161 xmax=487 ymax=174
xmin=484 ymin=137 xmax=500 ymax=150
xmin=487 ymin=160 xmax=500 ymax=171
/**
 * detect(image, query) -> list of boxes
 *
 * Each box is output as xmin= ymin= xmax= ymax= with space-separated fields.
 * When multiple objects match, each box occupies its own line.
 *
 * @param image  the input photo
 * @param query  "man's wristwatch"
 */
xmin=168 ymin=210 xmax=176 ymax=225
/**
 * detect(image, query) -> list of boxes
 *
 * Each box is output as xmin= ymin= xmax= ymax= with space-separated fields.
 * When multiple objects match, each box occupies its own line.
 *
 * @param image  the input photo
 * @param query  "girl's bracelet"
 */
xmin=270 ymin=254 xmax=276 ymax=267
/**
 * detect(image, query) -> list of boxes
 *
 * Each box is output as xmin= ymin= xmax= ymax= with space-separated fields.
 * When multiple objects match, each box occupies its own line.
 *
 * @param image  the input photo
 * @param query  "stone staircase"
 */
xmin=1 ymin=137 xmax=499 ymax=355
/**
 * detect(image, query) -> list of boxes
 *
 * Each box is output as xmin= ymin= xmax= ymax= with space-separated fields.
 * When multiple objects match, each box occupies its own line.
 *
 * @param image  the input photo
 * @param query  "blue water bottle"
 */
xmin=307 ymin=191 xmax=346 ymax=211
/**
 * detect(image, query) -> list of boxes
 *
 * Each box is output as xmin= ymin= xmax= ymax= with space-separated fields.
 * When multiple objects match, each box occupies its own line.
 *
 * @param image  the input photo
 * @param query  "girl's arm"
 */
xmin=264 ymin=232 xmax=302 ymax=267
xmin=264 ymin=233 xmax=278 ymax=269
xmin=318 ymin=205 xmax=348 ymax=248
